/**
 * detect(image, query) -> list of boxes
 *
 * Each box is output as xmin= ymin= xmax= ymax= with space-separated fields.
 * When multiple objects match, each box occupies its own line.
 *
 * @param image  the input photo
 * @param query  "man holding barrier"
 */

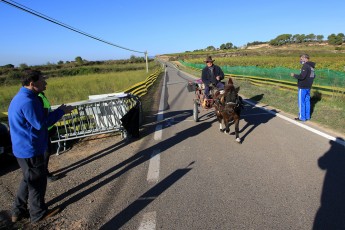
xmin=8 ymin=69 xmax=74 ymax=223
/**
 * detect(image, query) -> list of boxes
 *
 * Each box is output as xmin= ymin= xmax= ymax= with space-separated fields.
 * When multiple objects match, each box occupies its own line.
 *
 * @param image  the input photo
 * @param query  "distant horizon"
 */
xmin=3 ymin=39 xmax=344 ymax=68
xmin=1 ymin=55 xmax=159 ymax=68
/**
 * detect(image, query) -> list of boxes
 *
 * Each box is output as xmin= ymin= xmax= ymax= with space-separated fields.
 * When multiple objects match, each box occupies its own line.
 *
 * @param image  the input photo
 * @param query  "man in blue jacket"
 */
xmin=290 ymin=54 xmax=316 ymax=121
xmin=8 ymin=69 xmax=74 ymax=223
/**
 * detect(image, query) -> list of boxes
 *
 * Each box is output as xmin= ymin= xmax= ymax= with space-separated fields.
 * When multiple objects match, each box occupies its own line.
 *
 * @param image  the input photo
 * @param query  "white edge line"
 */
xmin=244 ymin=99 xmax=345 ymax=147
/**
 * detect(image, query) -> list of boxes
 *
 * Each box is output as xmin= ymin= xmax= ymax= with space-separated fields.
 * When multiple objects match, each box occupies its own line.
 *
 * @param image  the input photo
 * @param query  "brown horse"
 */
xmin=213 ymin=78 xmax=242 ymax=143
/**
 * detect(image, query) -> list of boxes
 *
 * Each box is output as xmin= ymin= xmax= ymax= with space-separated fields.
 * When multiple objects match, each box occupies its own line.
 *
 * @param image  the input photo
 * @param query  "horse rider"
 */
xmin=201 ymin=56 xmax=225 ymax=99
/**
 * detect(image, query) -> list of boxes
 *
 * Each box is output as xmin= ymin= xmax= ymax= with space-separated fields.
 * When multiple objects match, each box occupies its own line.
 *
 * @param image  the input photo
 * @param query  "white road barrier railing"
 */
xmin=51 ymin=93 xmax=141 ymax=154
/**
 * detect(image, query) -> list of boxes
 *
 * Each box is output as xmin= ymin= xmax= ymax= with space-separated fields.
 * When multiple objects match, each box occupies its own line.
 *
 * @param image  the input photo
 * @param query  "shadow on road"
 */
xmin=47 ymin=121 xmax=211 ymax=213
xmin=240 ymin=95 xmax=277 ymax=142
xmin=53 ymin=138 xmax=128 ymax=176
xmin=140 ymin=110 xmax=192 ymax=139
xmin=313 ymin=137 xmax=345 ymax=229
xmin=100 ymin=167 xmax=193 ymax=229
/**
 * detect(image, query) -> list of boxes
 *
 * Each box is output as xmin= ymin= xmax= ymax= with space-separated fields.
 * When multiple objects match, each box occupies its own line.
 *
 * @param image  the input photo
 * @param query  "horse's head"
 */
xmin=224 ymin=85 xmax=239 ymax=103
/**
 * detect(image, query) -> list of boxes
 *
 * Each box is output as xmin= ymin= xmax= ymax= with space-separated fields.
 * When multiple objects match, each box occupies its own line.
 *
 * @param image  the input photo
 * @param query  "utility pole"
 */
xmin=145 ymin=51 xmax=148 ymax=73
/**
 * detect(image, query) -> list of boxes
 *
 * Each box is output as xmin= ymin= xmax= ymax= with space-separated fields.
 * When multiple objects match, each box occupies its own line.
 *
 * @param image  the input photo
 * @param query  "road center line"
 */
xmin=145 ymin=67 xmax=167 ymax=229
xmin=147 ymin=149 xmax=160 ymax=183
xmin=153 ymin=69 xmax=166 ymax=141
xmin=138 ymin=211 xmax=156 ymax=230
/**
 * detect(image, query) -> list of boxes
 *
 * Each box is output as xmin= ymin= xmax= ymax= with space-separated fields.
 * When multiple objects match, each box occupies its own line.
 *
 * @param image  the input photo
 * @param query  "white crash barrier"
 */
xmin=51 ymin=93 xmax=141 ymax=154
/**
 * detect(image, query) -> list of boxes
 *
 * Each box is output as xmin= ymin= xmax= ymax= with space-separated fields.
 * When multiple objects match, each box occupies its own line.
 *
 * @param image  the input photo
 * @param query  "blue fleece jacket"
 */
xmin=8 ymin=87 xmax=65 ymax=158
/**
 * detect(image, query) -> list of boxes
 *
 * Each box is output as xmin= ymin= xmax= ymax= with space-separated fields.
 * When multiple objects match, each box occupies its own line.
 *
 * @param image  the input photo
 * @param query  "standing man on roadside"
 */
xmin=201 ymin=56 xmax=225 ymax=99
xmin=8 ymin=69 xmax=74 ymax=223
xmin=290 ymin=54 xmax=316 ymax=121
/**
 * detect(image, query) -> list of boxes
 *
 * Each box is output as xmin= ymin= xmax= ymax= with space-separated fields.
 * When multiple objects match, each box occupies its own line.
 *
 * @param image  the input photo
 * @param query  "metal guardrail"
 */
xmin=51 ymin=93 xmax=141 ymax=154
xmin=123 ymin=68 xmax=162 ymax=97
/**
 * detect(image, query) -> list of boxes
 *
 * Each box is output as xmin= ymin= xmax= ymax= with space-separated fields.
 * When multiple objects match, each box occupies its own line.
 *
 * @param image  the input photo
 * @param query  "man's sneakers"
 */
xmin=47 ymin=172 xmax=59 ymax=182
xmin=11 ymin=210 xmax=30 ymax=223
xmin=294 ymin=117 xmax=307 ymax=122
xmin=12 ymin=207 xmax=60 ymax=223
xmin=47 ymin=174 xmax=59 ymax=182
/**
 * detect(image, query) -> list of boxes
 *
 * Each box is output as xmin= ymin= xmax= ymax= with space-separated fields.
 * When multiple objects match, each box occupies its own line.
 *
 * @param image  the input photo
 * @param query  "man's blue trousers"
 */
xmin=298 ymin=88 xmax=311 ymax=121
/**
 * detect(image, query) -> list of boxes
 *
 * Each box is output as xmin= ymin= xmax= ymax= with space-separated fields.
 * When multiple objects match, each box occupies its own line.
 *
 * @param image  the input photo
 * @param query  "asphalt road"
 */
xmin=105 ymin=64 xmax=345 ymax=230
xmin=2 ymin=64 xmax=344 ymax=230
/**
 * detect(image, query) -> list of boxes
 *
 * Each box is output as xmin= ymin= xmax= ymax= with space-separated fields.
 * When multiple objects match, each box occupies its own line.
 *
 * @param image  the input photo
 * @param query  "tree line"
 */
xmin=268 ymin=33 xmax=344 ymax=46
xmin=0 ymin=55 xmax=148 ymax=70
xmin=187 ymin=32 xmax=344 ymax=52
xmin=0 ymin=55 xmax=152 ymax=86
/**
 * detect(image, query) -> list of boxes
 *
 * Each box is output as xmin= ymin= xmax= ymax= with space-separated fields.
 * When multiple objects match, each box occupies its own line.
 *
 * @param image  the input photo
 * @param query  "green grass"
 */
xmin=178 ymin=64 xmax=345 ymax=135
xmin=235 ymin=79 xmax=345 ymax=135
xmin=0 ymin=63 xmax=159 ymax=111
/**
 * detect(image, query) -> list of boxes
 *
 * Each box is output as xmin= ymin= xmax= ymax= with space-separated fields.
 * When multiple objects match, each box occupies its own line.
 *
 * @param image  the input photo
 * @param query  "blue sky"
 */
xmin=1 ymin=0 xmax=344 ymax=66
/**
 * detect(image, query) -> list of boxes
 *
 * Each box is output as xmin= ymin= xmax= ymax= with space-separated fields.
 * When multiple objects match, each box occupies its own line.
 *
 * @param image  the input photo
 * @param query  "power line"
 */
xmin=1 ymin=0 xmax=146 ymax=54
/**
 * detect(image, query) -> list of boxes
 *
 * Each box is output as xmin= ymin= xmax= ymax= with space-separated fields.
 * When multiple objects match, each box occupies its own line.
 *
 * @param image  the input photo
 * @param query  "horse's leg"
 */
xmin=234 ymin=117 xmax=241 ymax=143
xmin=224 ymin=114 xmax=231 ymax=134
xmin=216 ymin=110 xmax=224 ymax=132
xmin=219 ymin=121 xmax=223 ymax=132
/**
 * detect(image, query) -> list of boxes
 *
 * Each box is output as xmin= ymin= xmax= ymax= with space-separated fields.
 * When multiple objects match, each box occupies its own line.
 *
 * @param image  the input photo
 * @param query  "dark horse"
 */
xmin=213 ymin=78 xmax=242 ymax=143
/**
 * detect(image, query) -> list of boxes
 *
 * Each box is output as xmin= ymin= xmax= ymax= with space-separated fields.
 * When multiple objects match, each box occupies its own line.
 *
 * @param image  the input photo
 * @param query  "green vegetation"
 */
xmin=269 ymin=33 xmax=325 ymax=46
xmin=0 ymin=60 xmax=160 ymax=111
xmin=234 ymin=79 xmax=345 ymax=135
xmin=167 ymin=43 xmax=345 ymax=135
xmin=0 ymin=56 xmax=152 ymax=85
xmin=182 ymin=54 xmax=345 ymax=72
xmin=176 ymin=32 xmax=344 ymax=54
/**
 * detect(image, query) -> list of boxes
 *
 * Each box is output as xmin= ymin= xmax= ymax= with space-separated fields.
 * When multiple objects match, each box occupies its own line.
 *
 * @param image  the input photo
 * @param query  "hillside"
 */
xmin=161 ymin=43 xmax=345 ymax=64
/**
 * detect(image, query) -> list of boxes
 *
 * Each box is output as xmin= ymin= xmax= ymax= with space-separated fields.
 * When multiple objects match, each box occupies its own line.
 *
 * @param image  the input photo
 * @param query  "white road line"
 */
xmin=153 ymin=70 xmax=167 ymax=141
xmin=138 ymin=211 xmax=156 ymax=230
xmin=153 ymin=125 xmax=162 ymax=141
xmin=147 ymin=149 xmax=160 ymax=183
xmin=244 ymin=99 xmax=345 ymax=146
xmin=145 ymin=70 xmax=167 ymax=229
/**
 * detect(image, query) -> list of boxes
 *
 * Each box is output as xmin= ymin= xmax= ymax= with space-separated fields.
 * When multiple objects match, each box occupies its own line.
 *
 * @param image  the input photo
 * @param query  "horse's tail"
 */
xmin=227 ymin=77 xmax=234 ymax=85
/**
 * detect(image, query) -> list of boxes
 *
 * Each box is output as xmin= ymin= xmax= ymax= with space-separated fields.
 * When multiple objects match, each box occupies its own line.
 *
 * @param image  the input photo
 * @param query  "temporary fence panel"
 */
xmin=50 ymin=93 xmax=140 ymax=154
xmin=179 ymin=61 xmax=345 ymax=96
xmin=180 ymin=60 xmax=345 ymax=87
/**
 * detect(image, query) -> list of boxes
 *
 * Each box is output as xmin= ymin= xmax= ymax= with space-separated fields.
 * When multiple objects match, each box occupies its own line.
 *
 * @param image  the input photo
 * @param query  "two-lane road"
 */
xmin=101 ymin=64 xmax=345 ymax=229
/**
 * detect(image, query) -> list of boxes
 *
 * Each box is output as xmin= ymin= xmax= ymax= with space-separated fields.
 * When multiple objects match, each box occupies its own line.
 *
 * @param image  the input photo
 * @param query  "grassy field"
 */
xmin=234 ymin=79 xmax=345 ymax=135
xmin=184 ymin=55 xmax=345 ymax=72
xmin=176 ymin=60 xmax=345 ymax=135
xmin=0 ymin=62 xmax=160 ymax=111
xmin=170 ymin=43 xmax=345 ymax=71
